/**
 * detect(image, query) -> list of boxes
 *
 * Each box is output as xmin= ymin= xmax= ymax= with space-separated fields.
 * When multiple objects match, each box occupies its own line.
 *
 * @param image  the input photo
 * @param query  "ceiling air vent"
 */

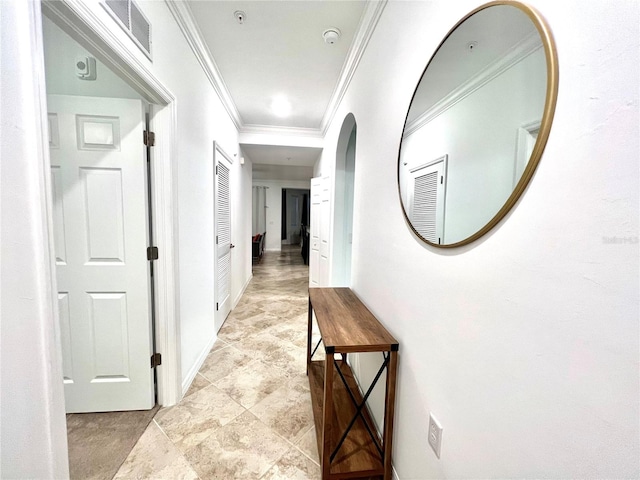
xmin=102 ymin=0 xmax=152 ymax=59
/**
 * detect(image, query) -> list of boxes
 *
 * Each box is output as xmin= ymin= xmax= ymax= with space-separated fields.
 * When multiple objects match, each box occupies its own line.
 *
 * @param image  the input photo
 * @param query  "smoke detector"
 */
xmin=234 ymin=10 xmax=246 ymax=24
xmin=322 ymin=28 xmax=341 ymax=45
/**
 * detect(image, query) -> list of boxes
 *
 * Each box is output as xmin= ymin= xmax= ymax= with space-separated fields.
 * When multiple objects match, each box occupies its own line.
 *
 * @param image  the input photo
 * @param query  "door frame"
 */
xmin=213 ymin=141 xmax=234 ymax=331
xmin=332 ymin=113 xmax=357 ymax=287
xmin=40 ymin=0 xmax=182 ymax=406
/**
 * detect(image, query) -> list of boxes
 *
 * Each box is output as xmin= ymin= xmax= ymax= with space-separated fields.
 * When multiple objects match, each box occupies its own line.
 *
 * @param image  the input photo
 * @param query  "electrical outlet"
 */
xmin=428 ymin=413 xmax=443 ymax=458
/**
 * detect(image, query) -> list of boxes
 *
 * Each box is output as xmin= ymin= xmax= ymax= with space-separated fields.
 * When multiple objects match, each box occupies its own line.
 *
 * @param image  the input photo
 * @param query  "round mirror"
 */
xmin=398 ymin=1 xmax=558 ymax=247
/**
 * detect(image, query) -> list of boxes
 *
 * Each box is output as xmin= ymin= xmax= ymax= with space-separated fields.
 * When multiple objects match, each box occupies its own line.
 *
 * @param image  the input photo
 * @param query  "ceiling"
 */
xmin=406 ymin=5 xmax=540 ymax=125
xmin=187 ymin=1 xmax=366 ymax=130
xmin=173 ymin=0 xmax=381 ymax=179
xmin=242 ymin=144 xmax=319 ymax=181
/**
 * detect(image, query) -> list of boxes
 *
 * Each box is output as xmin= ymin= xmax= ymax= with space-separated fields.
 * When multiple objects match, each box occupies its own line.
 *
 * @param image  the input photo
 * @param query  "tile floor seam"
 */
xmin=256 ymin=445 xmax=291 ymax=480
xmin=293 ymin=444 xmax=320 ymax=468
xmin=248 ymin=398 xmax=313 ymax=448
xmin=195 ymin=372 xmax=212 ymax=386
xmin=290 ymin=423 xmax=320 ymax=466
xmin=211 ymin=360 xmax=292 ymax=410
xmin=106 ymin=246 xmax=319 ymax=479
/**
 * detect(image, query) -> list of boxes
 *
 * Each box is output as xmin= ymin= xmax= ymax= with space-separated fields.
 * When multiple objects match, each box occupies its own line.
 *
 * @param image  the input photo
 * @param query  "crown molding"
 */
xmin=403 ymin=32 xmax=543 ymax=138
xmin=165 ymin=0 xmax=387 ymax=138
xmin=239 ymin=124 xmax=324 ymax=139
xmin=164 ymin=0 xmax=242 ymax=130
xmin=165 ymin=0 xmax=385 ymax=140
xmin=320 ymin=0 xmax=387 ymax=136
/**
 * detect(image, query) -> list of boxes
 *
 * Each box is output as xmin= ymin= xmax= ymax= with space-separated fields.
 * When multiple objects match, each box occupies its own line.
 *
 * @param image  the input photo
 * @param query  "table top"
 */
xmin=309 ymin=287 xmax=398 ymax=354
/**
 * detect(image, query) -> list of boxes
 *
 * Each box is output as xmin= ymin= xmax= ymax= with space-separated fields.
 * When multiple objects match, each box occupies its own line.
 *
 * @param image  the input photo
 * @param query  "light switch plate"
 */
xmin=428 ymin=413 xmax=443 ymax=458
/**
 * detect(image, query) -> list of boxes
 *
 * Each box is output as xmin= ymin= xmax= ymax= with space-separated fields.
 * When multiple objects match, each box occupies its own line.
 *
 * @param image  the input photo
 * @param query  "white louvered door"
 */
xmin=309 ymin=177 xmax=321 ymax=286
xmin=215 ymin=144 xmax=232 ymax=332
xmin=409 ymin=156 xmax=447 ymax=244
xmin=48 ymin=94 xmax=154 ymax=412
xmin=319 ymin=176 xmax=331 ymax=285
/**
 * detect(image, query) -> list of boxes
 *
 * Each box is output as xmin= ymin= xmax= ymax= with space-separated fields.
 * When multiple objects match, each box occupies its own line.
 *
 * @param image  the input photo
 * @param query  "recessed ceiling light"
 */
xmin=271 ymin=96 xmax=291 ymax=117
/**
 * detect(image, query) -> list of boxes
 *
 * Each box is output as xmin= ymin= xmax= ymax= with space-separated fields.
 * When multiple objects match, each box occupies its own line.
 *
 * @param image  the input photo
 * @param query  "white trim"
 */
xmin=164 ymin=0 xmax=242 ymax=130
xmin=409 ymin=154 xmax=448 ymax=174
xmin=1 ymin=1 xmax=70 ymax=476
xmin=163 ymin=0 xmax=386 ymax=139
xmin=404 ymin=32 xmax=543 ymax=138
xmin=181 ymin=333 xmax=217 ymax=396
xmin=514 ymin=119 xmax=541 ymax=187
xmin=215 ymin=141 xmax=235 ymax=165
xmin=41 ymin=0 xmax=182 ymax=407
xmin=407 ymin=155 xmax=448 ymax=245
xmin=320 ymin=0 xmax=388 ymax=136
xmin=239 ymin=124 xmax=324 ymax=138
xmin=42 ymin=0 xmax=171 ymax=104
xmin=233 ymin=273 xmax=253 ymax=309
xmin=149 ymin=102 xmax=182 ymax=406
xmin=214 ymin=141 xmax=234 ymax=332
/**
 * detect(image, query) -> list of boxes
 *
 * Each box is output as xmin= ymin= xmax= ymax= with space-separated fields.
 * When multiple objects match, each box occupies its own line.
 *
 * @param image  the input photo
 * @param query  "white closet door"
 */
xmin=410 ymin=156 xmax=447 ymax=244
xmin=309 ymin=177 xmax=321 ymax=286
xmin=319 ymin=176 xmax=331 ymax=285
xmin=215 ymin=144 xmax=233 ymax=331
xmin=48 ymin=94 xmax=154 ymax=413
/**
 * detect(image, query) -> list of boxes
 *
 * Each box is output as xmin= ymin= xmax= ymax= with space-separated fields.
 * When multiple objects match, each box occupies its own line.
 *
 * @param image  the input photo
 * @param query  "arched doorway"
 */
xmin=332 ymin=113 xmax=357 ymax=286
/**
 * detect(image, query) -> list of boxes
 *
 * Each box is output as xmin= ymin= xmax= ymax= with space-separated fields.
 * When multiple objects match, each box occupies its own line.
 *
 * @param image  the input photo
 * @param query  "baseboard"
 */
xmin=181 ymin=333 xmax=217 ymax=397
xmin=393 ymin=466 xmax=400 ymax=480
xmin=181 ymin=272 xmax=252 ymax=397
xmin=233 ymin=273 xmax=252 ymax=308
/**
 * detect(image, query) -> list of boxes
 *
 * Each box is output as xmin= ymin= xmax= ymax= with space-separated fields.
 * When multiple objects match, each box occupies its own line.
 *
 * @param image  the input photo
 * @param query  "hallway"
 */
xmin=114 ymin=246 xmax=321 ymax=479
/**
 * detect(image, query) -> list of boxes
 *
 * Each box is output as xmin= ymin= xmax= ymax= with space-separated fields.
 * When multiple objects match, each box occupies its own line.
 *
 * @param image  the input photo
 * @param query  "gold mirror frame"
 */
xmin=397 ymin=1 xmax=559 ymax=248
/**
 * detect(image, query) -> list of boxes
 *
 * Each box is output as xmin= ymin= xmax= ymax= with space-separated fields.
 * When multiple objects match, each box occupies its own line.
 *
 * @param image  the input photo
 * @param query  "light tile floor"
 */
xmin=114 ymin=245 xmax=321 ymax=479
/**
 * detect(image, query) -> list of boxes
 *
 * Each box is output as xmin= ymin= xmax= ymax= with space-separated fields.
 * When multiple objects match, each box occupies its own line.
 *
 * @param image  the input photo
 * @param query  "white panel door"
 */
xmin=48 ymin=95 xmax=153 ymax=413
xmin=319 ymin=176 xmax=331 ymax=285
xmin=309 ymin=177 xmax=321 ymax=286
xmin=215 ymin=144 xmax=233 ymax=332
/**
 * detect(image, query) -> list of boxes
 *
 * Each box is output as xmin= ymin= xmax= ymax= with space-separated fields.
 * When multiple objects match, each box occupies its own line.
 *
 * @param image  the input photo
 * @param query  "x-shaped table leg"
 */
xmin=330 ymin=352 xmax=389 ymax=463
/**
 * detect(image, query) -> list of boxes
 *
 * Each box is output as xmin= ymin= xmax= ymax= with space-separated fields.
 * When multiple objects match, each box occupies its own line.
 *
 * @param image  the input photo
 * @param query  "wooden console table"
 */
xmin=307 ymin=287 xmax=399 ymax=479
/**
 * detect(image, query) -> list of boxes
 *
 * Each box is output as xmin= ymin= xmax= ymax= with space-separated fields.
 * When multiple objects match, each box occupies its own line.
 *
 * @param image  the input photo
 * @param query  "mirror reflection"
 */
xmin=399 ymin=3 xmax=555 ymax=246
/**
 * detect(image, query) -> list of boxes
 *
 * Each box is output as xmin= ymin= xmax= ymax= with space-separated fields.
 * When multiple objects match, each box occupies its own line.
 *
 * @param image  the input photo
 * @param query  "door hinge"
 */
xmin=216 ymin=302 xmax=219 ymax=311
xmin=216 ymin=235 xmax=218 ymax=244
xmin=143 ymin=130 xmax=155 ymax=147
xmin=441 ymin=176 xmax=443 ymax=184
xmin=147 ymin=246 xmax=159 ymax=260
xmin=151 ymin=353 xmax=162 ymax=368
xmin=215 ymin=165 xmax=218 ymax=175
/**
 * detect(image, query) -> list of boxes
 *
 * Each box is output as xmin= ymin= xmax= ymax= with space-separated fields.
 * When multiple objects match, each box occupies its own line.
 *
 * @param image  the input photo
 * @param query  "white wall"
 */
xmin=1 ymin=1 xmax=70 ymax=477
xmin=42 ymin=16 xmax=140 ymax=99
xmin=318 ymin=0 xmax=639 ymax=478
xmin=231 ymin=156 xmax=254 ymax=308
xmin=139 ymin=1 xmax=241 ymax=384
xmin=41 ymin=0 xmax=250 ymax=391
xmin=252 ymin=179 xmax=312 ymax=252
xmin=400 ymin=48 xmax=546 ymax=243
